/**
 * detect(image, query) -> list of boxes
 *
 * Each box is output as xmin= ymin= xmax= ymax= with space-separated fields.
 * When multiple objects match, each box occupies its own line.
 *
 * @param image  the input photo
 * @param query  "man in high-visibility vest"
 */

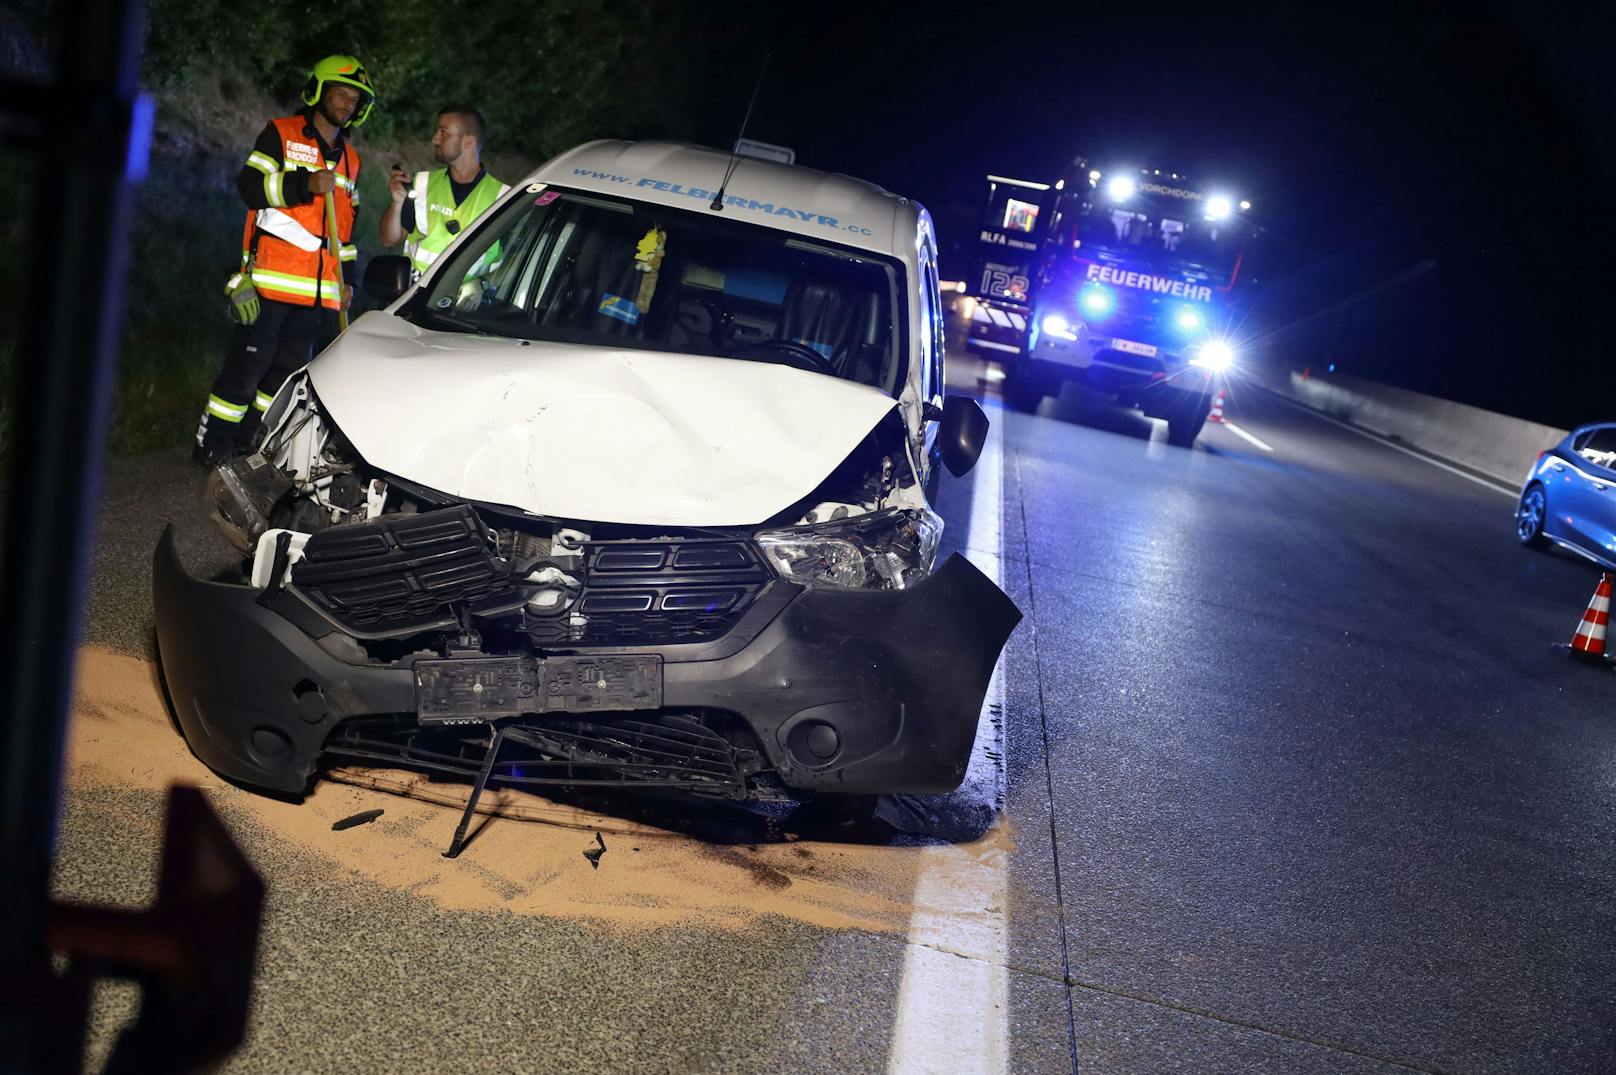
xmin=379 ymin=105 xmax=508 ymax=277
xmin=194 ymin=55 xmax=373 ymax=466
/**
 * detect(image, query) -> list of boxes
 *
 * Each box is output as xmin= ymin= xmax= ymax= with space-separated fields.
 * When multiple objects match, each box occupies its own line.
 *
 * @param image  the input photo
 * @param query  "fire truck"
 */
xmin=966 ymin=159 xmax=1255 ymax=446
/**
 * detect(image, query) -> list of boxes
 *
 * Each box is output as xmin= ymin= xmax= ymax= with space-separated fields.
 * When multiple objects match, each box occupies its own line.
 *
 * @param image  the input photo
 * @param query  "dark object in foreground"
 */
xmin=331 ymin=808 xmax=384 ymax=831
xmin=47 ymin=785 xmax=264 ymax=1071
xmin=583 ymin=832 xmax=607 ymax=869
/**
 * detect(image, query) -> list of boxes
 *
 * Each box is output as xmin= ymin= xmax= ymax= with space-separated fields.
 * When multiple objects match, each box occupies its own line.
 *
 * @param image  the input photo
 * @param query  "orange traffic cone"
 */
xmin=1566 ymin=572 xmax=1614 ymax=664
xmin=1207 ymin=389 xmax=1227 ymax=424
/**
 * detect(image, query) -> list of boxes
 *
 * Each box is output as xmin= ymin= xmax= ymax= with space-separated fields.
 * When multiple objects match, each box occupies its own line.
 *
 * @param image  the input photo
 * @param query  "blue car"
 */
xmin=1517 ymin=424 xmax=1616 ymax=568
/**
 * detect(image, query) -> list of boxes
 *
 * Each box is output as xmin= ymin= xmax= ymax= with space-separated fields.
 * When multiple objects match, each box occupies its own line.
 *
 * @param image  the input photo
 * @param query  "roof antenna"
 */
xmin=709 ymin=54 xmax=771 ymax=212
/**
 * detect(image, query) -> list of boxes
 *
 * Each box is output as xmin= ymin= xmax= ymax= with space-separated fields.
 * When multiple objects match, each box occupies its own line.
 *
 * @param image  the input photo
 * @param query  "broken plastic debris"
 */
xmin=331 ymin=808 xmax=384 ymax=831
xmin=583 ymin=831 xmax=607 ymax=869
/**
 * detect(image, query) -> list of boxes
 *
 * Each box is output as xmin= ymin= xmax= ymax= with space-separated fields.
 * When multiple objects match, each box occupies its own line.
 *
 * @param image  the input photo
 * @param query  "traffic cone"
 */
xmin=1207 ymin=389 xmax=1227 ymax=424
xmin=1565 ymin=572 xmax=1614 ymax=664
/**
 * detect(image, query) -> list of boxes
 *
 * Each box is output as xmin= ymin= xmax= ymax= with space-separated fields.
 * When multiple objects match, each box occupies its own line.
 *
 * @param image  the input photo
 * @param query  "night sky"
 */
xmin=682 ymin=2 xmax=1612 ymax=429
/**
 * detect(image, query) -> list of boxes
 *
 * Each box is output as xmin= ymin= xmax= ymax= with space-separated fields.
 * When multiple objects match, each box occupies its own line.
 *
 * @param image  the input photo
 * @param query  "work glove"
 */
xmin=225 ymin=272 xmax=260 ymax=325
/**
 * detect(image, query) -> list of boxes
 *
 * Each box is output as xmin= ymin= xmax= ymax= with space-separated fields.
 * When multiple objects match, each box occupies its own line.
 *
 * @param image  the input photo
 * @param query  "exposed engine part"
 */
xmin=251 ymin=375 xmax=386 ymax=538
xmin=500 ymin=529 xmax=551 ymax=572
xmin=797 ymin=502 xmax=868 ymax=526
xmin=249 ymin=529 xmax=309 ymax=589
xmin=365 ymin=479 xmax=388 ymax=519
xmin=554 ymin=529 xmax=589 ymax=570
xmin=524 ymin=565 xmax=583 ymax=613
xmin=321 ymin=472 xmax=367 ymax=513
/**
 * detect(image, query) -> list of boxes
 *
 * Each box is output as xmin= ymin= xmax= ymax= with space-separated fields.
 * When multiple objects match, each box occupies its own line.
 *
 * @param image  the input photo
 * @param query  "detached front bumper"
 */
xmin=153 ymin=527 xmax=1021 ymax=799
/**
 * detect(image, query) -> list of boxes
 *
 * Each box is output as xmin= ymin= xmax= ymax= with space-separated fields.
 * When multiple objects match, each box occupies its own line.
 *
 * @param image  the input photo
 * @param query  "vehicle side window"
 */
xmin=1576 ymin=427 xmax=1616 ymax=469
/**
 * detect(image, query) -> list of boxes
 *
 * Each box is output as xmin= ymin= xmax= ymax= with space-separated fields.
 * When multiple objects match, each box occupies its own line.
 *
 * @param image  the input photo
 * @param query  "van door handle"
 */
xmin=1551 ymin=464 xmax=1567 ymax=473
xmin=1595 ymin=482 xmax=1609 ymax=492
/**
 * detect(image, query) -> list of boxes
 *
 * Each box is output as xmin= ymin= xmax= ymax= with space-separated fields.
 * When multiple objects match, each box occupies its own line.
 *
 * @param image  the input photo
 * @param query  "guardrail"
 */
xmin=1261 ymin=368 xmax=1568 ymax=487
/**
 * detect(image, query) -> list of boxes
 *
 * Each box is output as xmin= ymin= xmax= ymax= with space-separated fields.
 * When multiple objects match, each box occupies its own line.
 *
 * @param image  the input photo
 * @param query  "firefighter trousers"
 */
xmin=197 ymin=299 xmax=337 ymax=453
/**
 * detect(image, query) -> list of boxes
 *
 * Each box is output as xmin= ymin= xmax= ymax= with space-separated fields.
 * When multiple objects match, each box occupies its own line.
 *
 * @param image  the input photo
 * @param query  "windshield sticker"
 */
xmin=568 ymin=168 xmax=877 ymax=237
xmin=534 ymin=190 xmax=560 ymax=206
xmin=526 ymin=183 xmax=544 ymax=193
xmin=634 ymin=227 xmax=667 ymax=310
xmin=598 ymin=293 xmax=641 ymax=324
xmin=1085 ymin=263 xmax=1213 ymax=303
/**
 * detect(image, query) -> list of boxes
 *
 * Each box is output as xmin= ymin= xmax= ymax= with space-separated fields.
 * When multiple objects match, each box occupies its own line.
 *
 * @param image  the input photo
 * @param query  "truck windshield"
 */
xmin=1075 ymin=200 xmax=1244 ymax=279
xmin=408 ymin=186 xmax=907 ymax=397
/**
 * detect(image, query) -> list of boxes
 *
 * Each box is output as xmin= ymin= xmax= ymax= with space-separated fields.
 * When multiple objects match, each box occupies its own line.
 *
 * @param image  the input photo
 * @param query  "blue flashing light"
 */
xmin=1175 ymin=308 xmax=1204 ymax=332
xmin=1079 ymin=287 xmax=1114 ymax=317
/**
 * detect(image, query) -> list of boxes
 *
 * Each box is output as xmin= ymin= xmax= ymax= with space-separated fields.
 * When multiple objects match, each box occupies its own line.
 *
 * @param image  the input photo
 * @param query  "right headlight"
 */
xmin=756 ymin=508 xmax=944 ymax=590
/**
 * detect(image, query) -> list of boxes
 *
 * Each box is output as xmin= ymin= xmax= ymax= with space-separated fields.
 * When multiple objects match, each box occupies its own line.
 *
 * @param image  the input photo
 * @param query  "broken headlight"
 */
xmin=756 ymin=508 xmax=943 ymax=590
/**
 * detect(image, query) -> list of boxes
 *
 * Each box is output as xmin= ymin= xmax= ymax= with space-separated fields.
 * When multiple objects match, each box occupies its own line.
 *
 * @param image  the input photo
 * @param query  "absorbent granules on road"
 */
xmin=60 ymin=646 xmax=1015 ymax=936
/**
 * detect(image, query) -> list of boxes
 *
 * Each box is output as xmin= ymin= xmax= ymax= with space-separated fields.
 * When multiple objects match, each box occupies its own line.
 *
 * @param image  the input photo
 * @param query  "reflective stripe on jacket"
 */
xmin=239 ymin=114 xmax=361 ymax=308
xmin=403 ymin=168 xmax=508 ymax=274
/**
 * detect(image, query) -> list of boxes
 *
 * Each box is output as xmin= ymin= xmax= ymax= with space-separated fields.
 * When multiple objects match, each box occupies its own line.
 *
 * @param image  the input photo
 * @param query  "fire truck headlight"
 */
xmin=1107 ymin=176 xmax=1135 ymax=201
xmin=1040 ymin=314 xmax=1077 ymax=340
xmin=1175 ymin=308 xmax=1204 ymax=332
xmin=1079 ymin=287 xmax=1115 ymax=317
xmin=1190 ymin=340 xmax=1235 ymax=371
xmin=1205 ymin=196 xmax=1233 ymax=221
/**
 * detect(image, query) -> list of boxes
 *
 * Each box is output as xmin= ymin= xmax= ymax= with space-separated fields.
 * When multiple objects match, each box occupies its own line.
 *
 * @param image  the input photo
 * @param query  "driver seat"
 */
xmin=780 ymin=279 xmax=856 ymax=370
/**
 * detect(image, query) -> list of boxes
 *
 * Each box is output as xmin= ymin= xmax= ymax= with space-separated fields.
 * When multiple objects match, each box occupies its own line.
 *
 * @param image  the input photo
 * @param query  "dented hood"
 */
xmin=306 ymin=312 xmax=899 ymax=527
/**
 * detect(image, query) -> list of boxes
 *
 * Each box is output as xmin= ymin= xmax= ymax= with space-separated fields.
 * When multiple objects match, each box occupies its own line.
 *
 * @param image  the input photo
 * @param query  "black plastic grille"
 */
xmin=292 ymin=505 xmax=517 ymax=633
xmin=528 ymin=538 xmax=769 ymax=647
xmin=324 ymin=710 xmax=764 ymax=797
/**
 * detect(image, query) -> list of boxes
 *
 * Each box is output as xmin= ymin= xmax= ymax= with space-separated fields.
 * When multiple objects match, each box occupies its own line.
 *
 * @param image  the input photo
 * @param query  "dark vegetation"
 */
xmin=2 ymin=0 xmax=759 ymax=455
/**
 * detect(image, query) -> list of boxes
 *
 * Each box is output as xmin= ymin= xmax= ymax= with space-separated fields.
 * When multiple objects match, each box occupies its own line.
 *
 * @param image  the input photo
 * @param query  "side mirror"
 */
xmin=939 ymin=395 xmax=989 ymax=477
xmin=363 ymin=255 xmax=413 ymax=304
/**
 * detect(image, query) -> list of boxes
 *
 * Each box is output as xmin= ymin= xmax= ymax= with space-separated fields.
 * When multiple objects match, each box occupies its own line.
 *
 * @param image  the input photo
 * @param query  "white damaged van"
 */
xmin=155 ymin=140 xmax=1021 ymax=811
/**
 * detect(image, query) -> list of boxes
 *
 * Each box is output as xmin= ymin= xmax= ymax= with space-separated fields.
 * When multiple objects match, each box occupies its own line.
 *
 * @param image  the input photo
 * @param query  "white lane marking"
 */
xmin=1266 ymin=390 xmax=1517 ymax=497
xmin=1218 ymin=420 xmax=1273 ymax=452
xmin=888 ymin=402 xmax=1010 ymax=1075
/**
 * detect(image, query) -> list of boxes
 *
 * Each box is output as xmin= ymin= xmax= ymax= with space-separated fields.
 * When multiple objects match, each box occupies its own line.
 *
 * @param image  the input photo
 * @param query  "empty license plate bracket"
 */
xmin=416 ymin=655 xmax=662 ymax=724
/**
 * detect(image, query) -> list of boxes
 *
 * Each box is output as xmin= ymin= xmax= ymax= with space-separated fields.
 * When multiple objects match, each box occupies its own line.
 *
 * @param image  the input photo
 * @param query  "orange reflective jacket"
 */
xmin=238 ymin=115 xmax=360 ymax=308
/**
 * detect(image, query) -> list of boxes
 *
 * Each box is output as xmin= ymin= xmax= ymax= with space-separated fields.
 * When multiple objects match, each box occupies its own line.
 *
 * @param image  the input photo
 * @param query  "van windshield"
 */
xmin=407 ymin=186 xmax=908 ymax=396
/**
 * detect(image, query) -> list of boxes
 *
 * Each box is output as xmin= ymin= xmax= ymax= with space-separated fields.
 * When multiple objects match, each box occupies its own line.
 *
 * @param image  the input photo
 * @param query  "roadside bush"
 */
xmin=0 ymin=0 xmax=770 ymax=458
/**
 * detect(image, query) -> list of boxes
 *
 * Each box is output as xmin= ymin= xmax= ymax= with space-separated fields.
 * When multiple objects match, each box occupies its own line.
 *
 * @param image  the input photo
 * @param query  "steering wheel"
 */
xmin=734 ymin=338 xmax=837 ymax=376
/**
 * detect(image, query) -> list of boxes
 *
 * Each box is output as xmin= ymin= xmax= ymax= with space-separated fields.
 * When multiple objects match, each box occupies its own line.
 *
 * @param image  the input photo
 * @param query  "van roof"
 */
xmin=531 ymin=140 xmax=917 ymax=258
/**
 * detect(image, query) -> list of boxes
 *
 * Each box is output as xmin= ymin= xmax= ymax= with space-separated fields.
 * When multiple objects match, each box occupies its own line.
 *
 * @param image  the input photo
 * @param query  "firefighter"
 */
xmin=194 ymin=55 xmax=374 ymax=466
xmin=378 ymin=105 xmax=508 ymax=276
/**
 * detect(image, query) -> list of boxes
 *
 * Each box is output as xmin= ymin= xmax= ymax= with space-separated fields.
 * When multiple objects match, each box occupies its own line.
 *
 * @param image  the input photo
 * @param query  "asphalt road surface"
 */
xmin=51 ymin=326 xmax=1615 ymax=1073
